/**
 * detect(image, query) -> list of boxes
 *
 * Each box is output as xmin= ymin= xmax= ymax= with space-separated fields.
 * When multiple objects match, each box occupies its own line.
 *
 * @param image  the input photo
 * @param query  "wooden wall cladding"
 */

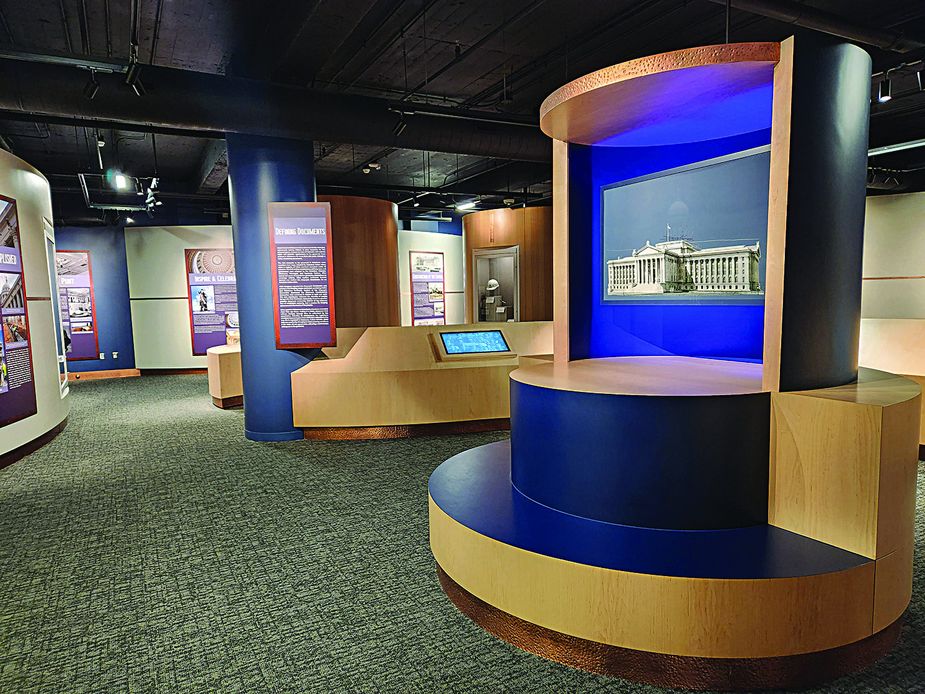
xmin=318 ymin=194 xmax=400 ymax=328
xmin=769 ymin=369 xmax=921 ymax=559
xmin=462 ymin=207 xmax=553 ymax=323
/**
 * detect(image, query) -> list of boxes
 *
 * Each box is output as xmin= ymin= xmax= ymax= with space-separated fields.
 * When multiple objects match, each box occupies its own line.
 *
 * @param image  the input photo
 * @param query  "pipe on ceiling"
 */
xmin=0 ymin=57 xmax=551 ymax=163
xmin=704 ymin=0 xmax=925 ymax=52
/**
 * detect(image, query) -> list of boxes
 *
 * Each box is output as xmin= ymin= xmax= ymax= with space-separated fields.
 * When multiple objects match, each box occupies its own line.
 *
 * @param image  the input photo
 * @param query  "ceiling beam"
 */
xmin=0 ymin=53 xmax=550 ymax=162
xmin=194 ymin=139 xmax=228 ymax=194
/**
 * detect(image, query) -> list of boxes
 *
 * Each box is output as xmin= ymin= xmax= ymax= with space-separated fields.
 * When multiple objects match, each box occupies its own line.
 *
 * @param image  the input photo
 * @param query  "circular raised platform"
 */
xmin=428 ymin=441 xmax=899 ymax=688
xmin=539 ymin=42 xmax=779 ymax=146
xmin=509 ymin=357 xmax=769 ymax=529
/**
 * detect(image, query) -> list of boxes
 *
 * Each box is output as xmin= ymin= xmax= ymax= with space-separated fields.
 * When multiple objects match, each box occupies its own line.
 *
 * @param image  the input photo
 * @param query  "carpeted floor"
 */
xmin=0 ymin=374 xmax=922 ymax=693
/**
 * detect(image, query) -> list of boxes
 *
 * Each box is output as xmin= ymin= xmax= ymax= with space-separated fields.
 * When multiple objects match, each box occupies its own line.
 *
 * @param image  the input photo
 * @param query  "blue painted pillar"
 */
xmin=226 ymin=134 xmax=315 ymax=441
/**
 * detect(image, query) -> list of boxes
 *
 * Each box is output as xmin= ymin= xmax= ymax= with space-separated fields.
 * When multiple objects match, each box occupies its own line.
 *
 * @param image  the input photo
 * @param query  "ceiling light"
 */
xmin=368 ymin=162 xmax=381 ymax=170
xmin=455 ymin=200 xmax=476 ymax=211
xmin=413 ymin=200 xmax=420 ymax=207
xmin=877 ymin=78 xmax=892 ymax=103
xmin=503 ymin=197 xmax=515 ymax=206
xmin=96 ymin=137 xmax=105 ymax=148
xmin=362 ymin=167 xmax=371 ymax=174
xmin=125 ymin=216 xmax=135 ymax=224
xmin=113 ymin=173 xmax=129 ymax=190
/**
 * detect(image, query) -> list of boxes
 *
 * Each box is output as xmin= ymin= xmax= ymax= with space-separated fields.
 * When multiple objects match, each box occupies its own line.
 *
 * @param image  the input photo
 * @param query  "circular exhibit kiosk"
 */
xmin=427 ymin=37 xmax=922 ymax=690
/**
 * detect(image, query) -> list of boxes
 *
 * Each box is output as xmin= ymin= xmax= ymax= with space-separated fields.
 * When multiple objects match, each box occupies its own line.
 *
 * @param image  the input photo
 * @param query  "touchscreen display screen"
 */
xmin=439 ymin=330 xmax=510 ymax=355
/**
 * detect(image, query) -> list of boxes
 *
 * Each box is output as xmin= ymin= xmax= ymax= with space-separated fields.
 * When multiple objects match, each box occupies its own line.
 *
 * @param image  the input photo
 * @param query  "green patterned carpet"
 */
xmin=0 ymin=374 xmax=922 ymax=693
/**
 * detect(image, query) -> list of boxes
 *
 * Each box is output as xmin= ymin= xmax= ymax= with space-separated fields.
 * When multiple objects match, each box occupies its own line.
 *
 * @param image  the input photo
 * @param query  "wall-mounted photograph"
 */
xmin=601 ymin=146 xmax=771 ymax=304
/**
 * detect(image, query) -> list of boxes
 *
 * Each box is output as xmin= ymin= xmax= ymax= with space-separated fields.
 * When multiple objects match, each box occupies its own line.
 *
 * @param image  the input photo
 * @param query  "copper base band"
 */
xmin=212 ymin=395 xmax=243 ymax=409
xmin=436 ymin=564 xmax=902 ymax=691
xmin=303 ymin=418 xmax=510 ymax=441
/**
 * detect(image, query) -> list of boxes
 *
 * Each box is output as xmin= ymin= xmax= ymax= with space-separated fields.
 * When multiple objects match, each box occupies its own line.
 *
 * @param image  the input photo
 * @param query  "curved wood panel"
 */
xmin=511 ymin=356 xmax=763 ymax=396
xmin=430 ymin=497 xmax=878 ymax=659
xmin=318 ymin=194 xmax=399 ymax=328
xmin=437 ymin=565 xmax=901 ymax=691
xmin=463 ymin=207 xmax=552 ymax=323
xmin=539 ymin=42 xmax=779 ymax=145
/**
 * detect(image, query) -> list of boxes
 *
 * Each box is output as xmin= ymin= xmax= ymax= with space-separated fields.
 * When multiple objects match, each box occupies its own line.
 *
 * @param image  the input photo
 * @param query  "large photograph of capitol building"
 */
xmin=607 ymin=238 xmax=762 ymax=296
xmin=601 ymin=147 xmax=771 ymax=304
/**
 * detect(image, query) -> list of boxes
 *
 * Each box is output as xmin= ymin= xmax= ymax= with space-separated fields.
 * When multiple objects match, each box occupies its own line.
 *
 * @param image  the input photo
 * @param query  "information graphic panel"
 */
xmin=0 ymin=196 xmax=37 ymax=427
xmin=410 ymin=250 xmax=446 ymax=326
xmin=55 ymin=250 xmax=99 ymax=361
xmin=440 ymin=330 xmax=510 ymax=355
xmin=185 ymin=248 xmax=239 ymax=356
xmin=268 ymin=202 xmax=336 ymax=349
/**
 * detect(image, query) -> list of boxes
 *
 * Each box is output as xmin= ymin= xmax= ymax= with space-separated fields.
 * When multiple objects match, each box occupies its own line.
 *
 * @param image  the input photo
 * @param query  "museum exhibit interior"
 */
xmin=0 ymin=2 xmax=924 ymax=692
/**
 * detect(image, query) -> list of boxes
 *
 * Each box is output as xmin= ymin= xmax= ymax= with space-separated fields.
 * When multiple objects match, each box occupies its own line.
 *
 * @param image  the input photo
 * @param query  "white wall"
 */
xmin=859 ymin=193 xmax=925 ymax=376
xmin=0 ymin=150 xmax=69 ymax=457
xmin=397 ymin=229 xmax=465 ymax=326
xmin=125 ymin=225 xmax=233 ymax=369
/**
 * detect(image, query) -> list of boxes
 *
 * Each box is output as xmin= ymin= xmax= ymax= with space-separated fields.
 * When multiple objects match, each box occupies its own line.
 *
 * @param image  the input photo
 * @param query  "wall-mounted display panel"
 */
xmin=185 ymin=248 xmax=238 ymax=355
xmin=55 ymin=249 xmax=100 ymax=361
xmin=601 ymin=146 xmax=770 ymax=305
xmin=268 ymin=202 xmax=336 ymax=349
xmin=0 ymin=196 xmax=37 ymax=427
xmin=410 ymin=250 xmax=445 ymax=326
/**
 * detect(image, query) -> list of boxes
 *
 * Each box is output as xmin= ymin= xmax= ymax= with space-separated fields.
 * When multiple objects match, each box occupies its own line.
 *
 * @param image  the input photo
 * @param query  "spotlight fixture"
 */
xmin=413 ymin=200 xmax=420 ymax=208
xmin=125 ymin=216 xmax=135 ymax=224
xmin=368 ymin=161 xmax=382 ymax=171
xmin=455 ymin=200 xmax=476 ymax=211
xmin=96 ymin=136 xmax=105 ymax=149
xmin=83 ymin=69 xmax=100 ymax=101
xmin=125 ymin=58 xmax=146 ymax=97
xmin=878 ymin=78 xmax=892 ymax=103
xmin=503 ymin=197 xmax=516 ymax=206
xmin=362 ymin=166 xmax=371 ymax=174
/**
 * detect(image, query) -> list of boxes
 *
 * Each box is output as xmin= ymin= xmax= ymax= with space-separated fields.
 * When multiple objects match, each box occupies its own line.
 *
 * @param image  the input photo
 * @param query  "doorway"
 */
xmin=472 ymin=246 xmax=520 ymax=323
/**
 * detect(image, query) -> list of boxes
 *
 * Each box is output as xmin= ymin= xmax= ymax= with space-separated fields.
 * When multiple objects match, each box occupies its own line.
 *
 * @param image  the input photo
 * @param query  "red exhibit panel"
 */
xmin=185 ymin=248 xmax=239 ymax=356
xmin=267 ymin=202 xmax=336 ymax=349
xmin=409 ymin=250 xmax=446 ymax=326
xmin=0 ymin=195 xmax=37 ymax=427
xmin=55 ymin=249 xmax=100 ymax=361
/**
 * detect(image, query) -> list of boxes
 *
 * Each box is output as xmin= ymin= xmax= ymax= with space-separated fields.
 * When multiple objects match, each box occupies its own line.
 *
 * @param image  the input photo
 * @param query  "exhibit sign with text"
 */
xmin=410 ymin=251 xmax=446 ymax=326
xmin=268 ymin=202 xmax=336 ymax=349
xmin=55 ymin=250 xmax=99 ymax=361
xmin=0 ymin=196 xmax=37 ymax=428
xmin=185 ymin=248 xmax=239 ymax=355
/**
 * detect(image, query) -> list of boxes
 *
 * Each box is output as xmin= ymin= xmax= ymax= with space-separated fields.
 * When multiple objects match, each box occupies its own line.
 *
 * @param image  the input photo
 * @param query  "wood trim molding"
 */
xmin=68 ymin=368 xmax=141 ymax=381
xmin=552 ymin=138 xmax=569 ymax=363
xmin=761 ymin=36 xmax=794 ymax=392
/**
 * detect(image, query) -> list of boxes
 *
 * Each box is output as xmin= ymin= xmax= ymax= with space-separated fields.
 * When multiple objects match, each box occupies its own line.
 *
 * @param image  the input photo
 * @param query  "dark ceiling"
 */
xmin=0 ymin=0 xmax=924 ymax=225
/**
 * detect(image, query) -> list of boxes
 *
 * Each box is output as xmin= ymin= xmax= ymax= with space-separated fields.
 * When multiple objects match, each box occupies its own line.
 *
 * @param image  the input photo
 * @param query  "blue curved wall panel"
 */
xmin=568 ymin=129 xmax=771 ymax=361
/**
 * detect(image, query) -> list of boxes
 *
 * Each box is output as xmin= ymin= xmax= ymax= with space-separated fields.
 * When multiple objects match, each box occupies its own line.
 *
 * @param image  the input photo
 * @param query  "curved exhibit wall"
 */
xmin=568 ymin=130 xmax=771 ymax=361
xmin=0 ymin=150 xmax=69 ymax=458
xmin=319 ymin=194 xmax=400 ymax=328
xmin=462 ymin=207 xmax=553 ymax=323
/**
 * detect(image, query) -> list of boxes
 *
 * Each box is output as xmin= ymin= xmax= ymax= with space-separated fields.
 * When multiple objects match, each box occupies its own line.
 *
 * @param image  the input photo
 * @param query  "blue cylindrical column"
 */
xmin=226 ymin=134 xmax=315 ymax=441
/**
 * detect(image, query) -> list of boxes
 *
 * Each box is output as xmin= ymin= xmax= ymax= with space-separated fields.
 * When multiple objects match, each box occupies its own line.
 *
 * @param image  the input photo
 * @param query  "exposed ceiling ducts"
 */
xmin=0 ymin=52 xmax=551 ymax=163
